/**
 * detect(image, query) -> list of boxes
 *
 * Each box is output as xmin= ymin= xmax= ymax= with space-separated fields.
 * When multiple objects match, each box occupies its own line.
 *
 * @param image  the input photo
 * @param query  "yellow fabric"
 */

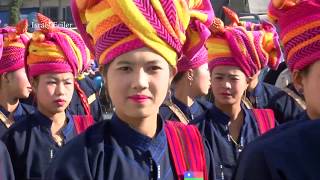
xmin=73 ymin=0 xmax=213 ymax=67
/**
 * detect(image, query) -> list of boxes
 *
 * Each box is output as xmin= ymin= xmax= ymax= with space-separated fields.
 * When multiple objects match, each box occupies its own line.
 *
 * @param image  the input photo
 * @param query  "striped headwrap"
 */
xmin=177 ymin=45 xmax=208 ymax=72
xmin=71 ymin=0 xmax=214 ymax=67
xmin=268 ymin=0 xmax=320 ymax=72
xmin=206 ymin=7 xmax=281 ymax=77
xmin=26 ymin=13 xmax=91 ymax=78
xmin=0 ymin=19 xmax=30 ymax=74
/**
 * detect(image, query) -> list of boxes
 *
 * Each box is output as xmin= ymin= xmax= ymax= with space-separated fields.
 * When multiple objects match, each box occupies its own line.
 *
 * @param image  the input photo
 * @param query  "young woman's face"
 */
xmin=105 ymin=47 xmax=174 ymax=120
xmin=190 ymin=63 xmax=211 ymax=96
xmin=211 ymin=66 xmax=248 ymax=106
xmin=34 ymin=73 xmax=74 ymax=115
xmin=7 ymin=68 xmax=32 ymax=99
xmin=300 ymin=60 xmax=320 ymax=119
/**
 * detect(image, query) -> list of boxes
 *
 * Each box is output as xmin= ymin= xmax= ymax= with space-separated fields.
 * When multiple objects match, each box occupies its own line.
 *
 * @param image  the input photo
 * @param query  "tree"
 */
xmin=9 ymin=0 xmax=23 ymax=25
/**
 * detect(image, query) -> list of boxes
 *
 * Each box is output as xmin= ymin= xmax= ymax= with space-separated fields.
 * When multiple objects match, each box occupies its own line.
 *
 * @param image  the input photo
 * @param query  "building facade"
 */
xmin=0 ymin=0 xmax=73 ymax=28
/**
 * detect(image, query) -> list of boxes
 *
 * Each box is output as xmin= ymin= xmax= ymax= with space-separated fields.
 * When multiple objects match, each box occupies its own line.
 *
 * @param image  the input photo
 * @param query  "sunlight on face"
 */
xmin=34 ymin=73 xmax=74 ymax=116
xmin=191 ymin=63 xmax=211 ymax=96
xmin=105 ymin=47 xmax=174 ymax=120
xmin=211 ymin=66 xmax=248 ymax=106
xmin=300 ymin=60 xmax=320 ymax=120
xmin=7 ymin=68 xmax=32 ymax=99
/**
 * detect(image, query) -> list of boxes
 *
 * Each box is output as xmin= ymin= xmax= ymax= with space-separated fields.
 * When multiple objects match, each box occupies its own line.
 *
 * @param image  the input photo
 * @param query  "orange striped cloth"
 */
xmin=0 ymin=19 xmax=30 ymax=74
xmin=71 ymin=0 xmax=215 ymax=67
xmin=268 ymin=0 xmax=320 ymax=71
xmin=206 ymin=7 xmax=281 ymax=77
xmin=26 ymin=13 xmax=91 ymax=78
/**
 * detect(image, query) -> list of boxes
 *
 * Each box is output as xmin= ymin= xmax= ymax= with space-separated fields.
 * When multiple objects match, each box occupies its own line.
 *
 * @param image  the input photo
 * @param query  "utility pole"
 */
xmin=39 ymin=0 xmax=42 ymax=13
xmin=58 ymin=0 xmax=63 ymax=23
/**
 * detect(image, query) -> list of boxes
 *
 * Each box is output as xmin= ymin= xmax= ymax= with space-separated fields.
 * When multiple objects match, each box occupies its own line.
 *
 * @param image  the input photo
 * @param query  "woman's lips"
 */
xmin=54 ymin=99 xmax=66 ymax=106
xmin=128 ymin=95 xmax=151 ymax=103
xmin=221 ymin=92 xmax=232 ymax=96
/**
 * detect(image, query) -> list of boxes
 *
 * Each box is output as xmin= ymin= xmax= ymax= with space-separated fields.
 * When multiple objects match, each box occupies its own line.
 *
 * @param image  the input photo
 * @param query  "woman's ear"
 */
xmin=29 ymin=78 xmax=38 ymax=93
xmin=169 ymin=66 xmax=177 ymax=84
xmin=1 ymin=72 xmax=10 ymax=84
xmin=246 ymin=76 xmax=253 ymax=84
xmin=186 ymin=69 xmax=194 ymax=81
xmin=292 ymin=70 xmax=304 ymax=93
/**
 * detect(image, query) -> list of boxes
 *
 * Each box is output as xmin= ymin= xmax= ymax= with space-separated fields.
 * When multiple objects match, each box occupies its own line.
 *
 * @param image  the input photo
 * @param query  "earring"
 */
xmin=298 ymin=88 xmax=304 ymax=95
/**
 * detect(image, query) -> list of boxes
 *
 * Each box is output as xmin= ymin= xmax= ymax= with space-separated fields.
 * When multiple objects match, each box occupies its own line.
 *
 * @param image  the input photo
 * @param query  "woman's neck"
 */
xmin=174 ymin=83 xmax=194 ymax=107
xmin=116 ymin=111 xmax=159 ymax=138
xmin=307 ymin=108 xmax=320 ymax=121
xmin=0 ymin=90 xmax=19 ymax=113
xmin=38 ymin=106 xmax=67 ymax=134
xmin=216 ymin=102 xmax=244 ymax=141
xmin=215 ymin=102 xmax=242 ymax=121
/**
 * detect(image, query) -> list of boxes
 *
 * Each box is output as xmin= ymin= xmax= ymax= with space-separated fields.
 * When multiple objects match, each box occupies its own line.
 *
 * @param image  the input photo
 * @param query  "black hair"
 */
xmin=172 ymin=71 xmax=186 ymax=84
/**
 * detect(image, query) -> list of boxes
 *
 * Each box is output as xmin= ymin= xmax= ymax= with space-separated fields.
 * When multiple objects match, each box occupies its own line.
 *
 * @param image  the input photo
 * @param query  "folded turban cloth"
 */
xmin=0 ymin=19 xmax=30 ymax=74
xmin=206 ymin=7 xmax=281 ymax=77
xmin=71 ymin=0 xmax=215 ymax=67
xmin=26 ymin=13 xmax=91 ymax=78
xmin=177 ymin=45 xmax=208 ymax=72
xmin=268 ymin=0 xmax=320 ymax=72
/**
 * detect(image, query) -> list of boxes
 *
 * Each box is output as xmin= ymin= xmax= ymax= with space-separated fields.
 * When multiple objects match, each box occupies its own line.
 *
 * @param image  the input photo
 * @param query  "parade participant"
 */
xmin=220 ymin=7 xmax=305 ymax=124
xmin=0 ymin=140 xmax=14 ymax=180
xmin=192 ymin=9 xmax=280 ymax=180
xmin=160 ymin=46 xmax=212 ymax=124
xmin=0 ymin=20 xmax=34 ymax=138
xmin=233 ymin=1 xmax=320 ymax=179
xmin=245 ymin=69 xmax=304 ymax=123
xmin=45 ymin=0 xmax=216 ymax=179
xmin=2 ymin=14 xmax=94 ymax=180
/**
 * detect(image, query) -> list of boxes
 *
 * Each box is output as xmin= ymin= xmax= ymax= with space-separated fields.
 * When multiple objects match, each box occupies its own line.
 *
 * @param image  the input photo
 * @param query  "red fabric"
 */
xmin=73 ymin=115 xmax=94 ymax=134
xmin=74 ymin=80 xmax=91 ymax=115
xmin=164 ymin=121 xmax=208 ymax=180
xmin=252 ymin=109 xmax=276 ymax=135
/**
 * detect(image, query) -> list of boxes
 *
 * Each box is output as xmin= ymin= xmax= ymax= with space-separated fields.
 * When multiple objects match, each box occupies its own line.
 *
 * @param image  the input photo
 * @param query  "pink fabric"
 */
xmin=223 ymin=28 xmax=257 ymax=77
xmin=70 ymin=0 xmax=95 ymax=53
xmin=0 ymin=34 xmax=3 ymax=59
xmin=177 ymin=46 xmax=208 ymax=72
xmin=28 ymin=63 xmax=73 ymax=77
xmin=0 ymin=33 xmax=28 ymax=74
xmin=208 ymin=57 xmax=239 ymax=72
xmin=71 ymin=0 xmax=215 ymax=66
xmin=27 ymin=24 xmax=90 ymax=78
xmin=59 ymin=28 xmax=90 ymax=72
xmin=268 ymin=0 xmax=320 ymax=71
xmin=103 ymin=39 xmax=145 ymax=65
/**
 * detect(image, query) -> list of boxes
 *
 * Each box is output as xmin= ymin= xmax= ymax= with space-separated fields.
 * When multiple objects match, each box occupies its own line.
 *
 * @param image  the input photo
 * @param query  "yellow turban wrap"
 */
xmin=71 ymin=0 xmax=215 ymax=67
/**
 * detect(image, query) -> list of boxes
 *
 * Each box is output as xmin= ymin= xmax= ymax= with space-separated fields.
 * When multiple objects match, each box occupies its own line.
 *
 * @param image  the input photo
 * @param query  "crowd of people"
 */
xmin=0 ymin=0 xmax=319 ymax=179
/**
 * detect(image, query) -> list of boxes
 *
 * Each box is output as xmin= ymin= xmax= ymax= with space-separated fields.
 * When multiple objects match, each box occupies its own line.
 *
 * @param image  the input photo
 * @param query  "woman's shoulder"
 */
xmin=6 ymin=113 xmax=37 ymax=134
xmin=246 ymin=118 xmax=316 ymax=152
xmin=61 ymin=120 xmax=113 ymax=151
xmin=44 ymin=120 xmax=114 ymax=179
xmin=195 ymin=98 xmax=213 ymax=110
xmin=19 ymin=103 xmax=36 ymax=114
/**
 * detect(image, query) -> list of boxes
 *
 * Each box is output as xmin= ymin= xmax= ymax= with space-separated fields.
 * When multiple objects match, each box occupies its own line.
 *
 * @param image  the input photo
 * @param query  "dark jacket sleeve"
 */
xmin=203 ymin=138 xmax=216 ymax=180
xmin=0 ymin=141 xmax=15 ymax=180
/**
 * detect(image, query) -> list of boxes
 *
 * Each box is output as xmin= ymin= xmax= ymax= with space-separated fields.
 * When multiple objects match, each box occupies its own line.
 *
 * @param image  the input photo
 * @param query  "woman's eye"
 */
xmin=118 ymin=67 xmax=131 ymax=71
xmin=65 ymin=81 xmax=73 ymax=85
xmin=47 ymin=81 xmax=56 ymax=84
xmin=150 ymin=66 xmax=162 ymax=71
